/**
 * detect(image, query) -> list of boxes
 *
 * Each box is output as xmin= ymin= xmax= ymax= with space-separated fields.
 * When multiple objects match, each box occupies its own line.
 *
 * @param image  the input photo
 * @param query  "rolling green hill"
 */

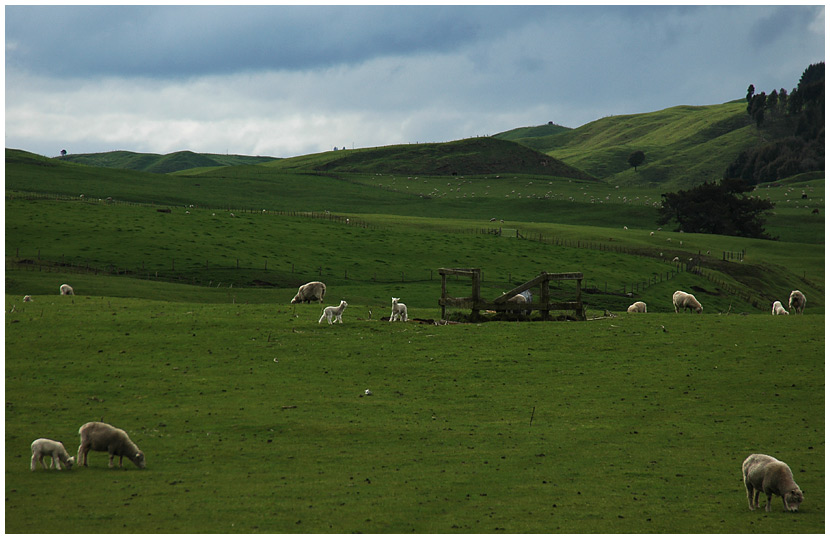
xmin=266 ymin=137 xmax=596 ymax=181
xmin=496 ymin=101 xmax=759 ymax=189
xmin=58 ymin=150 xmax=277 ymax=174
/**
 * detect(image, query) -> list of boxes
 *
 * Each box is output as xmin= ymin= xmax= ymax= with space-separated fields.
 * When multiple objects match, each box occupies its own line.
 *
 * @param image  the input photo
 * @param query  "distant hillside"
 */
xmin=268 ymin=137 xmax=597 ymax=181
xmin=495 ymin=122 xmax=572 ymax=141
xmin=495 ymin=101 xmax=760 ymax=189
xmin=58 ymin=150 xmax=278 ymax=174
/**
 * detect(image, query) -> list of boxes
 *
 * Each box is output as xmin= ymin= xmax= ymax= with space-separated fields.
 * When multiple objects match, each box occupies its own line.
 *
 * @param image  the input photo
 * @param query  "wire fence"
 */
xmin=7 ymin=191 xmax=761 ymax=306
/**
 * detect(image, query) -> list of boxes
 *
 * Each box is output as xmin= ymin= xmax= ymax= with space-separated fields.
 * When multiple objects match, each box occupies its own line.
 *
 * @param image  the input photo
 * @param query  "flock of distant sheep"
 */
xmin=27 ymin=279 xmax=807 ymax=512
xmin=624 ymin=288 xmax=806 ymax=316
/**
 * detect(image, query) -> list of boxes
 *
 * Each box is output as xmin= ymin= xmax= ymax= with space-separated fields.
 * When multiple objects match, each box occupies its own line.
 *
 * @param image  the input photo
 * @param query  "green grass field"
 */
xmin=4 ymin=99 xmax=825 ymax=533
xmin=5 ymin=293 xmax=824 ymax=533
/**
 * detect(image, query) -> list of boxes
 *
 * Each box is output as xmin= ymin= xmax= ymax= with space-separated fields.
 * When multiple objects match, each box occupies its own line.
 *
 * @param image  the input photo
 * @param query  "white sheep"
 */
xmin=627 ymin=301 xmax=647 ymax=313
xmin=77 ymin=421 xmax=146 ymax=469
xmin=672 ymin=290 xmax=702 ymax=314
xmin=59 ymin=284 xmax=74 ymax=296
xmin=291 ymin=281 xmax=327 ymax=304
xmin=672 ymin=256 xmax=680 ymax=263
xmin=389 ymin=297 xmax=408 ymax=322
xmin=23 ymin=295 xmax=33 ymax=302
xmin=31 ymin=438 xmax=75 ymax=471
xmin=742 ymin=454 xmax=803 ymax=512
xmin=318 ymin=300 xmax=348 ymax=324
xmin=788 ymin=290 xmax=806 ymax=315
xmin=771 ymin=301 xmax=789 ymax=316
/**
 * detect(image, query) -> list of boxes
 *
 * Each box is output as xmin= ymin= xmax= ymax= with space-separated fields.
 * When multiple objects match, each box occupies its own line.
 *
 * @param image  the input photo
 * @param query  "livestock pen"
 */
xmin=438 ymin=268 xmax=586 ymax=321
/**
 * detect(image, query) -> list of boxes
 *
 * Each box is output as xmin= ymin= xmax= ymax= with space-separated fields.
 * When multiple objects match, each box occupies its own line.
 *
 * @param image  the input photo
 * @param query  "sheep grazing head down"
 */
xmin=785 ymin=488 xmax=804 ymax=512
xmin=131 ymin=450 xmax=147 ymax=469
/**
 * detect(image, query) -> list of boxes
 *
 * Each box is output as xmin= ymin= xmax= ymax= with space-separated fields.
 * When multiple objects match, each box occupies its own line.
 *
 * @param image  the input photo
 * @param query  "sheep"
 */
xmin=77 ymin=421 xmax=146 ymax=469
xmin=291 ymin=281 xmax=327 ymax=304
xmin=59 ymin=284 xmax=74 ymax=296
xmin=31 ymin=438 xmax=75 ymax=471
xmin=504 ymin=293 xmax=530 ymax=316
xmin=389 ymin=297 xmax=408 ymax=322
xmin=672 ymin=290 xmax=702 ymax=314
xmin=627 ymin=301 xmax=647 ymax=313
xmin=771 ymin=300 xmax=789 ymax=316
xmin=672 ymin=256 xmax=680 ymax=263
xmin=23 ymin=295 xmax=33 ymax=302
xmin=788 ymin=290 xmax=806 ymax=314
xmin=318 ymin=300 xmax=348 ymax=324
xmin=742 ymin=454 xmax=803 ymax=512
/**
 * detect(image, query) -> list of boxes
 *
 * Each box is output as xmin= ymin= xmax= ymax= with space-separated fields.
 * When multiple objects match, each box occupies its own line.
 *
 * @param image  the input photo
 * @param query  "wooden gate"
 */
xmin=438 ymin=268 xmax=585 ymax=321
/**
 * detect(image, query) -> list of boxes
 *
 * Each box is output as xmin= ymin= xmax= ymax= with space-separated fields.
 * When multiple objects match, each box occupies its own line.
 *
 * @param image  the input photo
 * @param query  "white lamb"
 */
xmin=23 ymin=295 xmax=33 ymax=302
xmin=389 ymin=297 xmax=408 ymax=322
xmin=318 ymin=300 xmax=348 ymax=324
xmin=788 ymin=290 xmax=806 ymax=315
xmin=59 ymin=284 xmax=74 ymax=296
xmin=627 ymin=301 xmax=647 ymax=313
xmin=77 ymin=421 xmax=146 ymax=469
xmin=742 ymin=454 xmax=803 ymax=512
xmin=672 ymin=290 xmax=702 ymax=314
xmin=771 ymin=300 xmax=789 ymax=316
xmin=31 ymin=438 xmax=75 ymax=471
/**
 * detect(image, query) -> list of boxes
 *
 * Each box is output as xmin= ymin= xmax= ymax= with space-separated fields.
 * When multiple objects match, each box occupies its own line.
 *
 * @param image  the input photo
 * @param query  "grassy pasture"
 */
xmin=5 ymin=294 xmax=824 ymax=533
xmin=10 ymin=198 xmax=822 ymax=316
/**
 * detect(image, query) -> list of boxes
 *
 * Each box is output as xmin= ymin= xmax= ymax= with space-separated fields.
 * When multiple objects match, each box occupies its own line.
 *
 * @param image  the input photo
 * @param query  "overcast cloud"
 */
xmin=5 ymin=5 xmax=825 ymax=158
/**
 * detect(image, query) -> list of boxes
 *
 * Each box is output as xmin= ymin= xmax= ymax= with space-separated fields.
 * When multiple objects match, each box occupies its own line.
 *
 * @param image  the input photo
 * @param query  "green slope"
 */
xmin=57 ymin=149 xmax=278 ymax=173
xmin=496 ymin=101 xmax=760 ymax=189
xmin=267 ymin=137 xmax=597 ymax=181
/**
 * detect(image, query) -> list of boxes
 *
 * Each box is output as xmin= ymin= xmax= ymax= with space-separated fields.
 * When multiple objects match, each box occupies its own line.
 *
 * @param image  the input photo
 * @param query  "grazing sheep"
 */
xmin=318 ymin=300 xmax=348 ymax=324
xmin=77 ymin=421 xmax=145 ymax=469
xmin=59 ymin=284 xmax=74 ymax=296
xmin=742 ymin=454 xmax=803 ymax=512
xmin=31 ymin=438 xmax=75 ymax=471
xmin=788 ymin=290 xmax=806 ymax=315
xmin=671 ymin=256 xmax=680 ymax=263
xmin=23 ymin=295 xmax=33 ymax=302
xmin=672 ymin=290 xmax=702 ymax=314
xmin=389 ymin=297 xmax=408 ymax=322
xmin=627 ymin=301 xmax=647 ymax=313
xmin=291 ymin=281 xmax=327 ymax=304
xmin=504 ymin=292 xmax=529 ymax=315
xmin=771 ymin=301 xmax=789 ymax=316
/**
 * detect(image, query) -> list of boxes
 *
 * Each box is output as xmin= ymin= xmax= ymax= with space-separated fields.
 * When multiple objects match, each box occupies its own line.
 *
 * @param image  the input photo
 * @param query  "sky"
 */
xmin=4 ymin=4 xmax=826 ymax=158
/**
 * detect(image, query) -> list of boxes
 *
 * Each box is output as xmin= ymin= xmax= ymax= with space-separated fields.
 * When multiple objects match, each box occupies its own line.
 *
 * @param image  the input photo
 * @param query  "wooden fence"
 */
xmin=439 ymin=268 xmax=586 ymax=321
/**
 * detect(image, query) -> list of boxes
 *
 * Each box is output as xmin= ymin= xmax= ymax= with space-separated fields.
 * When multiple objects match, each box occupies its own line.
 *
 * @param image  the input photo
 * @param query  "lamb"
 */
xmin=771 ymin=300 xmax=789 ymax=316
xmin=23 ymin=295 xmax=33 ymax=302
xmin=627 ymin=301 xmax=647 ymax=313
xmin=742 ymin=454 xmax=803 ymax=512
xmin=318 ymin=300 xmax=348 ymax=324
xmin=672 ymin=290 xmax=702 ymax=314
xmin=31 ymin=438 xmax=75 ymax=471
xmin=77 ymin=421 xmax=146 ymax=469
xmin=389 ymin=297 xmax=408 ymax=322
xmin=788 ymin=290 xmax=806 ymax=314
xmin=291 ymin=281 xmax=327 ymax=304
xmin=59 ymin=284 xmax=74 ymax=296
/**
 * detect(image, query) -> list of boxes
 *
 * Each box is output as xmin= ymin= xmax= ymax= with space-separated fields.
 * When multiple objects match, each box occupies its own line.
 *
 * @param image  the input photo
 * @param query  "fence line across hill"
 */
xmin=9 ymin=191 xmax=759 ymax=306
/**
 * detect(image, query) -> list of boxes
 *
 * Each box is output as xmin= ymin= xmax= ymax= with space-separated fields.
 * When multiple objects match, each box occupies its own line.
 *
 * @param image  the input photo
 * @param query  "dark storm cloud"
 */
xmin=5 ymin=5 xmax=539 ymax=78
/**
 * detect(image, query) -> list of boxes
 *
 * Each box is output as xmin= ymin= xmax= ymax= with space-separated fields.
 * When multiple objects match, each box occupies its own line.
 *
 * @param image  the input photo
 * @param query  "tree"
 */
xmin=627 ymin=150 xmax=645 ymax=171
xmin=657 ymin=178 xmax=775 ymax=239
